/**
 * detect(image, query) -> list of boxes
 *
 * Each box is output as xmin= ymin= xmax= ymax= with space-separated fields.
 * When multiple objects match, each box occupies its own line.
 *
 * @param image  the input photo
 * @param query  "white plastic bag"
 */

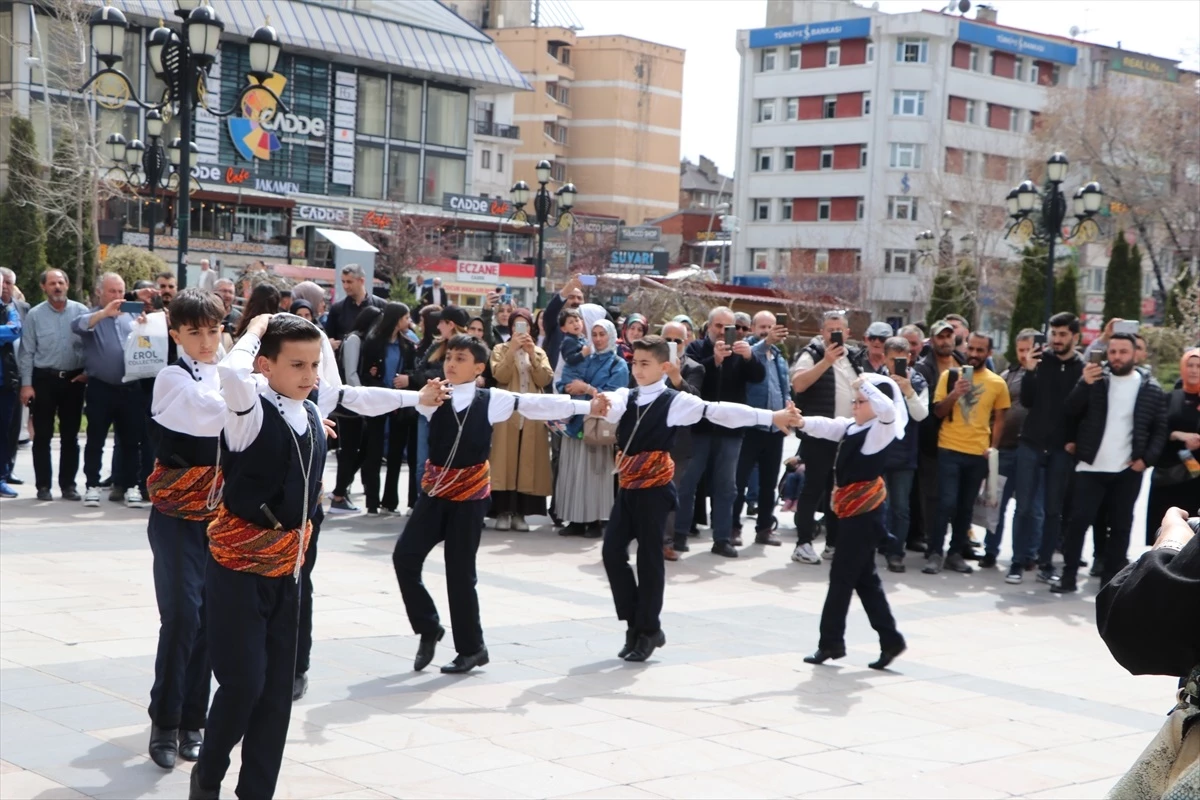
xmin=123 ymin=311 xmax=169 ymax=382
xmin=972 ymin=474 xmax=1007 ymax=532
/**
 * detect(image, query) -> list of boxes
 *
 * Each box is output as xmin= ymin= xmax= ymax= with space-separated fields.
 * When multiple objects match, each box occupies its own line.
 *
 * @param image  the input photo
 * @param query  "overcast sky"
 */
xmin=566 ymin=0 xmax=1200 ymax=177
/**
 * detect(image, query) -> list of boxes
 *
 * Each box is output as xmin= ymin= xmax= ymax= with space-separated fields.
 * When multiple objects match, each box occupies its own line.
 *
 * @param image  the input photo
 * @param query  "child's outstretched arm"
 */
xmin=486 ymin=387 xmax=594 ymax=423
xmin=665 ymin=392 xmax=803 ymax=435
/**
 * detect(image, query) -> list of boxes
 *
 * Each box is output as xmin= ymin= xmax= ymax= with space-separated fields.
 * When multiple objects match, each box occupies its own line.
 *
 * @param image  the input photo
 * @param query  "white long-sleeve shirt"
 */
xmin=906 ymin=385 xmax=930 ymax=422
xmin=150 ymin=352 xmax=228 ymax=437
xmin=219 ymin=334 xmax=420 ymax=452
xmin=798 ymin=380 xmax=898 ymax=456
xmin=417 ymin=381 xmax=591 ymax=423
xmin=598 ymin=379 xmax=776 ymax=430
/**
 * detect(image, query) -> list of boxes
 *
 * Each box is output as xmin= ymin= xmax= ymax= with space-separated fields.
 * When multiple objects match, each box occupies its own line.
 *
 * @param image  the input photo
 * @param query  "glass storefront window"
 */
xmin=357 ymin=74 xmax=387 ymax=136
xmin=390 ymin=80 xmax=422 ymax=142
xmin=426 ymin=87 xmax=468 ymax=148
xmin=423 ymin=155 xmax=465 ymax=206
xmin=387 ymin=149 xmax=419 ymax=202
xmin=235 ymin=206 xmax=285 ymax=243
xmin=190 ymin=203 xmax=233 ymax=239
xmin=355 ymin=145 xmax=384 ymax=199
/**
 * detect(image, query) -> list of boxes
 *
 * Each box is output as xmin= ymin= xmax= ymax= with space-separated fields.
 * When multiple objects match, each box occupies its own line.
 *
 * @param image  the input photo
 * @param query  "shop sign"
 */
xmin=957 ymin=20 xmax=1078 ymax=65
xmin=456 ymin=259 xmax=501 ymax=283
xmin=748 ymin=17 xmax=871 ymax=49
xmin=123 ymin=231 xmax=287 ymax=258
xmin=574 ymin=215 xmax=621 ymax=236
xmin=1105 ymin=50 xmax=1179 ymax=82
xmin=359 ymin=209 xmax=394 ymax=229
xmin=609 ymin=250 xmax=669 ymax=276
xmin=290 ymin=238 xmax=306 ymax=259
xmin=1084 ymin=295 xmax=1104 ymax=314
xmin=228 ymin=73 xmax=328 ymax=162
xmin=696 ymin=230 xmax=731 ymax=241
xmin=296 ymin=204 xmax=349 ymax=224
xmin=442 ymin=192 xmax=514 ymax=218
xmin=254 ymin=177 xmax=300 ymax=195
xmin=618 ymin=225 xmax=661 ymax=243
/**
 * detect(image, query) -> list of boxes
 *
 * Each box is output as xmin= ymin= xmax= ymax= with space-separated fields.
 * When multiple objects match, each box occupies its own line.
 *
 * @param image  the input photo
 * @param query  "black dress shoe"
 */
xmin=623 ymin=630 xmax=666 ymax=662
xmin=441 ymin=648 xmax=489 ymax=674
xmin=560 ymin=522 xmax=586 ymax=537
xmin=617 ymin=628 xmax=637 ymax=659
xmin=189 ymin=764 xmax=220 ymax=799
xmin=61 ymin=488 xmax=81 ymax=501
xmin=1049 ymin=582 xmax=1078 ymax=594
xmin=178 ymin=729 xmax=202 ymax=761
xmin=149 ymin=723 xmax=179 ymax=769
xmin=584 ymin=522 xmax=604 ymax=539
xmin=414 ymin=627 xmax=445 ymax=671
xmin=803 ymin=648 xmax=846 ymax=665
xmin=711 ymin=542 xmax=738 ymax=558
xmin=292 ymin=672 xmax=309 ymax=701
xmin=36 ymin=489 xmax=53 ymax=501
xmin=673 ymin=537 xmax=690 ymax=553
xmin=869 ymin=642 xmax=907 ymax=670
xmin=731 ymin=532 xmax=744 ymax=546
xmin=978 ymin=554 xmax=998 ymax=569
xmin=5 ymin=476 xmax=23 ymax=485
xmin=906 ymin=540 xmax=926 ymax=553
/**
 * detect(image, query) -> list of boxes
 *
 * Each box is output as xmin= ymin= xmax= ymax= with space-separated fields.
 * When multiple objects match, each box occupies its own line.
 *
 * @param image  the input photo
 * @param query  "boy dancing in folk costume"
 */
xmin=143 ymin=289 xmax=227 ymax=770
xmin=798 ymin=374 xmax=909 ymax=670
xmin=394 ymin=334 xmax=604 ymax=675
xmin=591 ymin=336 xmax=804 ymax=662
xmin=190 ymin=314 xmax=443 ymax=800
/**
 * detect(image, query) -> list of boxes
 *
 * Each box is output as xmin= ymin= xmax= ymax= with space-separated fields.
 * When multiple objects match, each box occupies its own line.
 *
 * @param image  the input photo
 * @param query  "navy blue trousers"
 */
xmin=198 ymin=558 xmax=298 ymax=800
xmin=817 ymin=507 xmax=904 ymax=653
xmin=603 ymin=483 xmax=676 ymax=634
xmin=146 ymin=509 xmax=211 ymax=730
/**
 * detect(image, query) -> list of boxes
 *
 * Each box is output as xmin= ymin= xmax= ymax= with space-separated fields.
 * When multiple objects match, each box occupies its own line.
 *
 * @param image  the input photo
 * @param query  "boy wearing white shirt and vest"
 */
xmin=592 ymin=336 xmax=803 ymax=662
xmin=190 ymin=314 xmax=442 ymax=800
xmin=395 ymin=334 xmax=602 ymax=675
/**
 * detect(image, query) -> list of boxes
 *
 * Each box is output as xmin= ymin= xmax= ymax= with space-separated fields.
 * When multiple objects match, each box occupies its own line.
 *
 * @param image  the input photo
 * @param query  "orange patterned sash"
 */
xmin=617 ymin=450 xmax=675 ymax=490
xmin=420 ymin=460 xmax=491 ymax=501
xmin=206 ymin=504 xmax=312 ymax=578
xmin=831 ymin=477 xmax=887 ymax=519
xmin=147 ymin=462 xmax=220 ymax=521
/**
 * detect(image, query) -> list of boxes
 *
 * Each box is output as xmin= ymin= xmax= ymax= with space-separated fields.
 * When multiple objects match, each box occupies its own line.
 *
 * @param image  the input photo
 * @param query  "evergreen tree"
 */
xmin=44 ymin=134 xmax=97 ymax=300
xmin=957 ymin=263 xmax=978 ymax=328
xmin=1055 ymin=259 xmax=1081 ymax=319
xmin=1104 ymin=230 xmax=1141 ymax=323
xmin=1007 ymin=243 xmax=1047 ymax=363
xmin=925 ymin=266 xmax=961 ymax=326
xmin=0 ymin=116 xmax=48 ymax=300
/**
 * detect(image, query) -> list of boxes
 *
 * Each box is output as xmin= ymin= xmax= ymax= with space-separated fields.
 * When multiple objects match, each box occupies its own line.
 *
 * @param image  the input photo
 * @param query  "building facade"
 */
xmin=733 ymin=0 xmax=1088 ymax=324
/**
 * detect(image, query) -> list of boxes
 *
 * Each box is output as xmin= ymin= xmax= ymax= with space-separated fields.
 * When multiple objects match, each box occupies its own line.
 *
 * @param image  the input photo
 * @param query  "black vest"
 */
xmin=221 ymin=395 xmax=326 ymax=531
xmin=148 ymin=364 xmax=220 ymax=468
xmin=428 ymin=388 xmax=494 ymax=468
xmin=835 ymin=425 xmax=890 ymax=485
xmin=796 ymin=342 xmax=836 ymax=417
xmin=618 ymin=387 xmax=677 ymax=455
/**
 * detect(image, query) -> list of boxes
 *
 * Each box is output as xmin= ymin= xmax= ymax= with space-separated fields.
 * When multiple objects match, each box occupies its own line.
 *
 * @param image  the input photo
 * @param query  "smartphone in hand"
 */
xmin=513 ymin=320 xmax=528 ymax=336
xmin=724 ymin=325 xmax=736 ymax=347
xmin=962 ymin=365 xmax=974 ymax=384
xmin=668 ymin=340 xmax=678 ymax=365
xmin=120 ymin=301 xmax=145 ymax=314
xmin=830 ymin=330 xmax=844 ymax=347
xmin=775 ymin=313 xmax=788 ymax=328
xmin=892 ymin=358 xmax=907 ymax=377
xmin=1089 ymin=350 xmax=1105 ymax=365
xmin=579 ymin=275 xmax=598 ymax=286
xmin=947 ymin=368 xmax=959 ymax=389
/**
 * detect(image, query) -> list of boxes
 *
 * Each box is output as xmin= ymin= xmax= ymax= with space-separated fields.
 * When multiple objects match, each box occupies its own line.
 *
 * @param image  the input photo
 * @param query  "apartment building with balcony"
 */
xmin=733 ymin=0 xmax=1087 ymax=324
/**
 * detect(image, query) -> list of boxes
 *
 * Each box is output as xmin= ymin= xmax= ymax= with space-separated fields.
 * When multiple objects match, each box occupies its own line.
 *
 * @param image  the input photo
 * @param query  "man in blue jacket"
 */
xmin=733 ymin=311 xmax=790 ymax=547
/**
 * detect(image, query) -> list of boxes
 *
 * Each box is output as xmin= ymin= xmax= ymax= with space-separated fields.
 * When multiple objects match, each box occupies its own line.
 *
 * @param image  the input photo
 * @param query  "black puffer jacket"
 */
xmin=1065 ymin=367 xmax=1168 ymax=467
xmin=1019 ymin=351 xmax=1084 ymax=452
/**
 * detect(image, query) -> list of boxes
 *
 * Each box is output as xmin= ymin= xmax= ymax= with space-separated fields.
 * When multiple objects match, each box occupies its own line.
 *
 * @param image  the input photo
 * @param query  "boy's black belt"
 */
xmin=34 ymin=367 xmax=84 ymax=380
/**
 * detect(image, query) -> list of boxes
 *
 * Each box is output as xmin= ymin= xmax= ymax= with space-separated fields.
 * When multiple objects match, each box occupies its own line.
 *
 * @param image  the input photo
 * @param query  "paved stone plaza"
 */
xmin=0 ymin=443 xmax=1178 ymax=799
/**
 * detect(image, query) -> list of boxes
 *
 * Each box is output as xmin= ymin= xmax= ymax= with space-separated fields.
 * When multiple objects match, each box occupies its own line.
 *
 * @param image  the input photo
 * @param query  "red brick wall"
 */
xmin=985 ymin=154 xmax=1008 ymax=181
xmin=800 ymin=42 xmax=826 ymax=69
xmin=992 ymin=51 xmax=1016 ymax=79
xmin=830 ymin=198 xmax=859 ymax=222
xmin=836 ymin=92 xmax=863 ymax=118
xmin=833 ymin=144 xmax=861 ymax=170
xmin=947 ymin=95 xmax=967 ymax=122
xmin=988 ymin=104 xmax=1011 ymax=130
xmin=798 ymin=96 xmax=824 ymax=120
xmin=1035 ymin=60 xmax=1054 ymax=86
xmin=952 ymin=42 xmax=971 ymax=69
xmin=794 ymin=146 xmax=822 ymax=171
xmin=840 ymin=39 xmax=867 ymax=66
xmin=945 ymin=147 xmax=964 ymax=174
xmin=792 ymin=198 xmax=818 ymax=221
xmin=829 ymin=249 xmax=859 ymax=273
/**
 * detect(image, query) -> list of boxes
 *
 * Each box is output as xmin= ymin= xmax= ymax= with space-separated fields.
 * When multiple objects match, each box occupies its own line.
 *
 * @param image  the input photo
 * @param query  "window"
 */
xmin=427 ymin=87 xmax=469 ymax=148
xmin=892 ymin=90 xmax=926 ymax=116
xmin=887 ymin=196 xmax=918 ymax=220
xmin=969 ymin=46 xmax=981 ymax=71
xmin=354 ymin=145 xmax=385 ymax=198
xmin=987 ymin=51 xmax=995 ymax=74
xmin=963 ymin=150 xmax=980 ymax=177
xmin=752 ymin=250 xmax=770 ymax=272
xmin=782 ymin=199 xmax=794 ymax=220
xmin=786 ymin=98 xmax=799 ymax=121
xmin=551 ymin=162 xmax=566 ymax=182
xmin=759 ymin=49 xmax=776 ymax=72
xmin=757 ymin=99 xmax=775 ymax=122
xmin=863 ymin=91 xmax=872 ymax=115
xmin=889 ymin=143 xmax=923 ymax=169
xmin=1007 ymin=159 xmax=1023 ymax=185
xmin=497 ymin=153 xmax=505 ymax=172
xmin=0 ymin=11 xmax=12 ymax=84
xmin=480 ymin=150 xmax=491 ymax=169
xmin=820 ymin=148 xmax=834 ymax=170
xmin=815 ymin=250 xmax=830 ymax=273
xmin=1030 ymin=62 xmax=1040 ymax=84
xmin=424 ymin=155 xmax=466 ymax=205
xmin=817 ymin=198 xmax=831 ymax=220
xmin=387 ymin=149 xmax=419 ymax=202
xmin=788 ymin=46 xmax=801 ymax=69
xmin=867 ymin=42 xmax=875 ymax=63
xmin=826 ymin=44 xmax=841 ymax=66
xmin=860 ymin=145 xmax=869 ymax=167
xmin=896 ymin=37 xmax=929 ymax=63
xmin=755 ymin=149 xmax=773 ymax=171
xmin=357 ymin=74 xmax=387 ymax=136
xmin=823 ymin=95 xmax=837 ymax=119
xmin=1026 ymin=111 xmax=1037 ymax=133
xmin=1015 ymin=57 xmax=1025 ymax=81
xmin=885 ymin=249 xmax=914 ymax=273
xmin=1009 ymin=109 xmax=1022 ymax=132
xmin=965 ymin=99 xmax=977 ymax=124
xmin=390 ymin=81 xmax=422 ymax=141
xmin=476 ymin=100 xmax=494 ymax=126
xmin=784 ymin=150 xmax=795 ymax=170
xmin=545 ymin=81 xmax=559 ymax=100
xmin=754 ymin=199 xmax=770 ymax=221
xmin=856 ymin=199 xmax=865 ymax=220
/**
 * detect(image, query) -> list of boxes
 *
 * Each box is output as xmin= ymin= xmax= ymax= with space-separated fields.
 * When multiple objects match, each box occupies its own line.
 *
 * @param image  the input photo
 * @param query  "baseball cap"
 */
xmin=866 ymin=321 xmax=894 ymax=339
xmin=930 ymin=319 xmax=954 ymax=337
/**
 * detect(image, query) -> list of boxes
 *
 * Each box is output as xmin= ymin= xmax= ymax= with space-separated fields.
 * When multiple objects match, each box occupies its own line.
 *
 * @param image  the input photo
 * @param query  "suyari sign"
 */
xmin=609 ymin=250 xmax=669 ymax=276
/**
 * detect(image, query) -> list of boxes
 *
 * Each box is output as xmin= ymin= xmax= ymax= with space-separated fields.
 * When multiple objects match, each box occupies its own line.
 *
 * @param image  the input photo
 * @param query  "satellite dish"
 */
xmin=1069 ymin=25 xmax=1081 ymax=37
xmin=958 ymin=0 xmax=971 ymax=12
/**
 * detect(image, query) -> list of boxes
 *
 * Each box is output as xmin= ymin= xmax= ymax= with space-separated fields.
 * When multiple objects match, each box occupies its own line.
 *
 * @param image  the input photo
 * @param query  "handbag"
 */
xmin=582 ymin=415 xmax=618 ymax=447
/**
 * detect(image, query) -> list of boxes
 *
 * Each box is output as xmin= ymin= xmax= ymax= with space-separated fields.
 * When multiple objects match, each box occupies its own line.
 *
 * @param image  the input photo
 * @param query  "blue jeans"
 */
xmin=929 ymin=448 xmax=989 ymax=558
xmin=674 ymin=432 xmax=742 ymax=543
xmin=1014 ymin=443 xmax=1073 ymax=568
xmin=983 ymin=448 xmax=1029 ymax=558
xmin=883 ymin=468 xmax=915 ymax=557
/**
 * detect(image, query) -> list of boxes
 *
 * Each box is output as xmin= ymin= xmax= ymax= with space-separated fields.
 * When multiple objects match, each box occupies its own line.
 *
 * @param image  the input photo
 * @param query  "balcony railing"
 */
xmin=475 ymin=121 xmax=521 ymax=139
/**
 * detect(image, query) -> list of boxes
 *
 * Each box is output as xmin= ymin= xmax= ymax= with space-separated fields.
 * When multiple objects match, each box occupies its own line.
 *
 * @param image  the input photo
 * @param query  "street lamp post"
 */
xmin=1004 ymin=153 xmax=1104 ymax=329
xmin=82 ymin=1 xmax=285 ymax=288
xmin=510 ymin=160 xmax=576 ymax=308
xmin=102 ymin=109 xmax=175 ymax=252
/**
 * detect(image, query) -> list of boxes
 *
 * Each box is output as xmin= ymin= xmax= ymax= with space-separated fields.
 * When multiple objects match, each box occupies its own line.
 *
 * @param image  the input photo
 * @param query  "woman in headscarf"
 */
xmin=289 ymin=300 xmax=315 ymax=322
xmin=289 ymin=281 xmax=327 ymax=326
xmin=488 ymin=308 xmax=554 ymax=531
xmin=1145 ymin=348 xmax=1200 ymax=545
xmin=616 ymin=313 xmax=648 ymax=367
xmin=555 ymin=318 xmax=629 ymax=537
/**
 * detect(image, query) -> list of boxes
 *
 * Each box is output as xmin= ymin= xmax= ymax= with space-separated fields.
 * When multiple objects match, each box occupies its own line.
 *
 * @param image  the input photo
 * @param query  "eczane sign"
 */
xmin=456 ymin=260 xmax=501 ymax=283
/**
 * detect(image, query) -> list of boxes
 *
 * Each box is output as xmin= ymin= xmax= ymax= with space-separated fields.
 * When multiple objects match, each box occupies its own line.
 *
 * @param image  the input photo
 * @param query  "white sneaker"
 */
xmin=125 ymin=487 xmax=149 ymax=509
xmin=822 ymin=546 xmax=836 ymax=560
xmin=493 ymin=514 xmax=511 ymax=531
xmin=84 ymin=486 xmax=102 ymax=507
xmin=792 ymin=543 xmax=821 ymax=564
xmin=511 ymin=515 xmax=530 ymax=532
